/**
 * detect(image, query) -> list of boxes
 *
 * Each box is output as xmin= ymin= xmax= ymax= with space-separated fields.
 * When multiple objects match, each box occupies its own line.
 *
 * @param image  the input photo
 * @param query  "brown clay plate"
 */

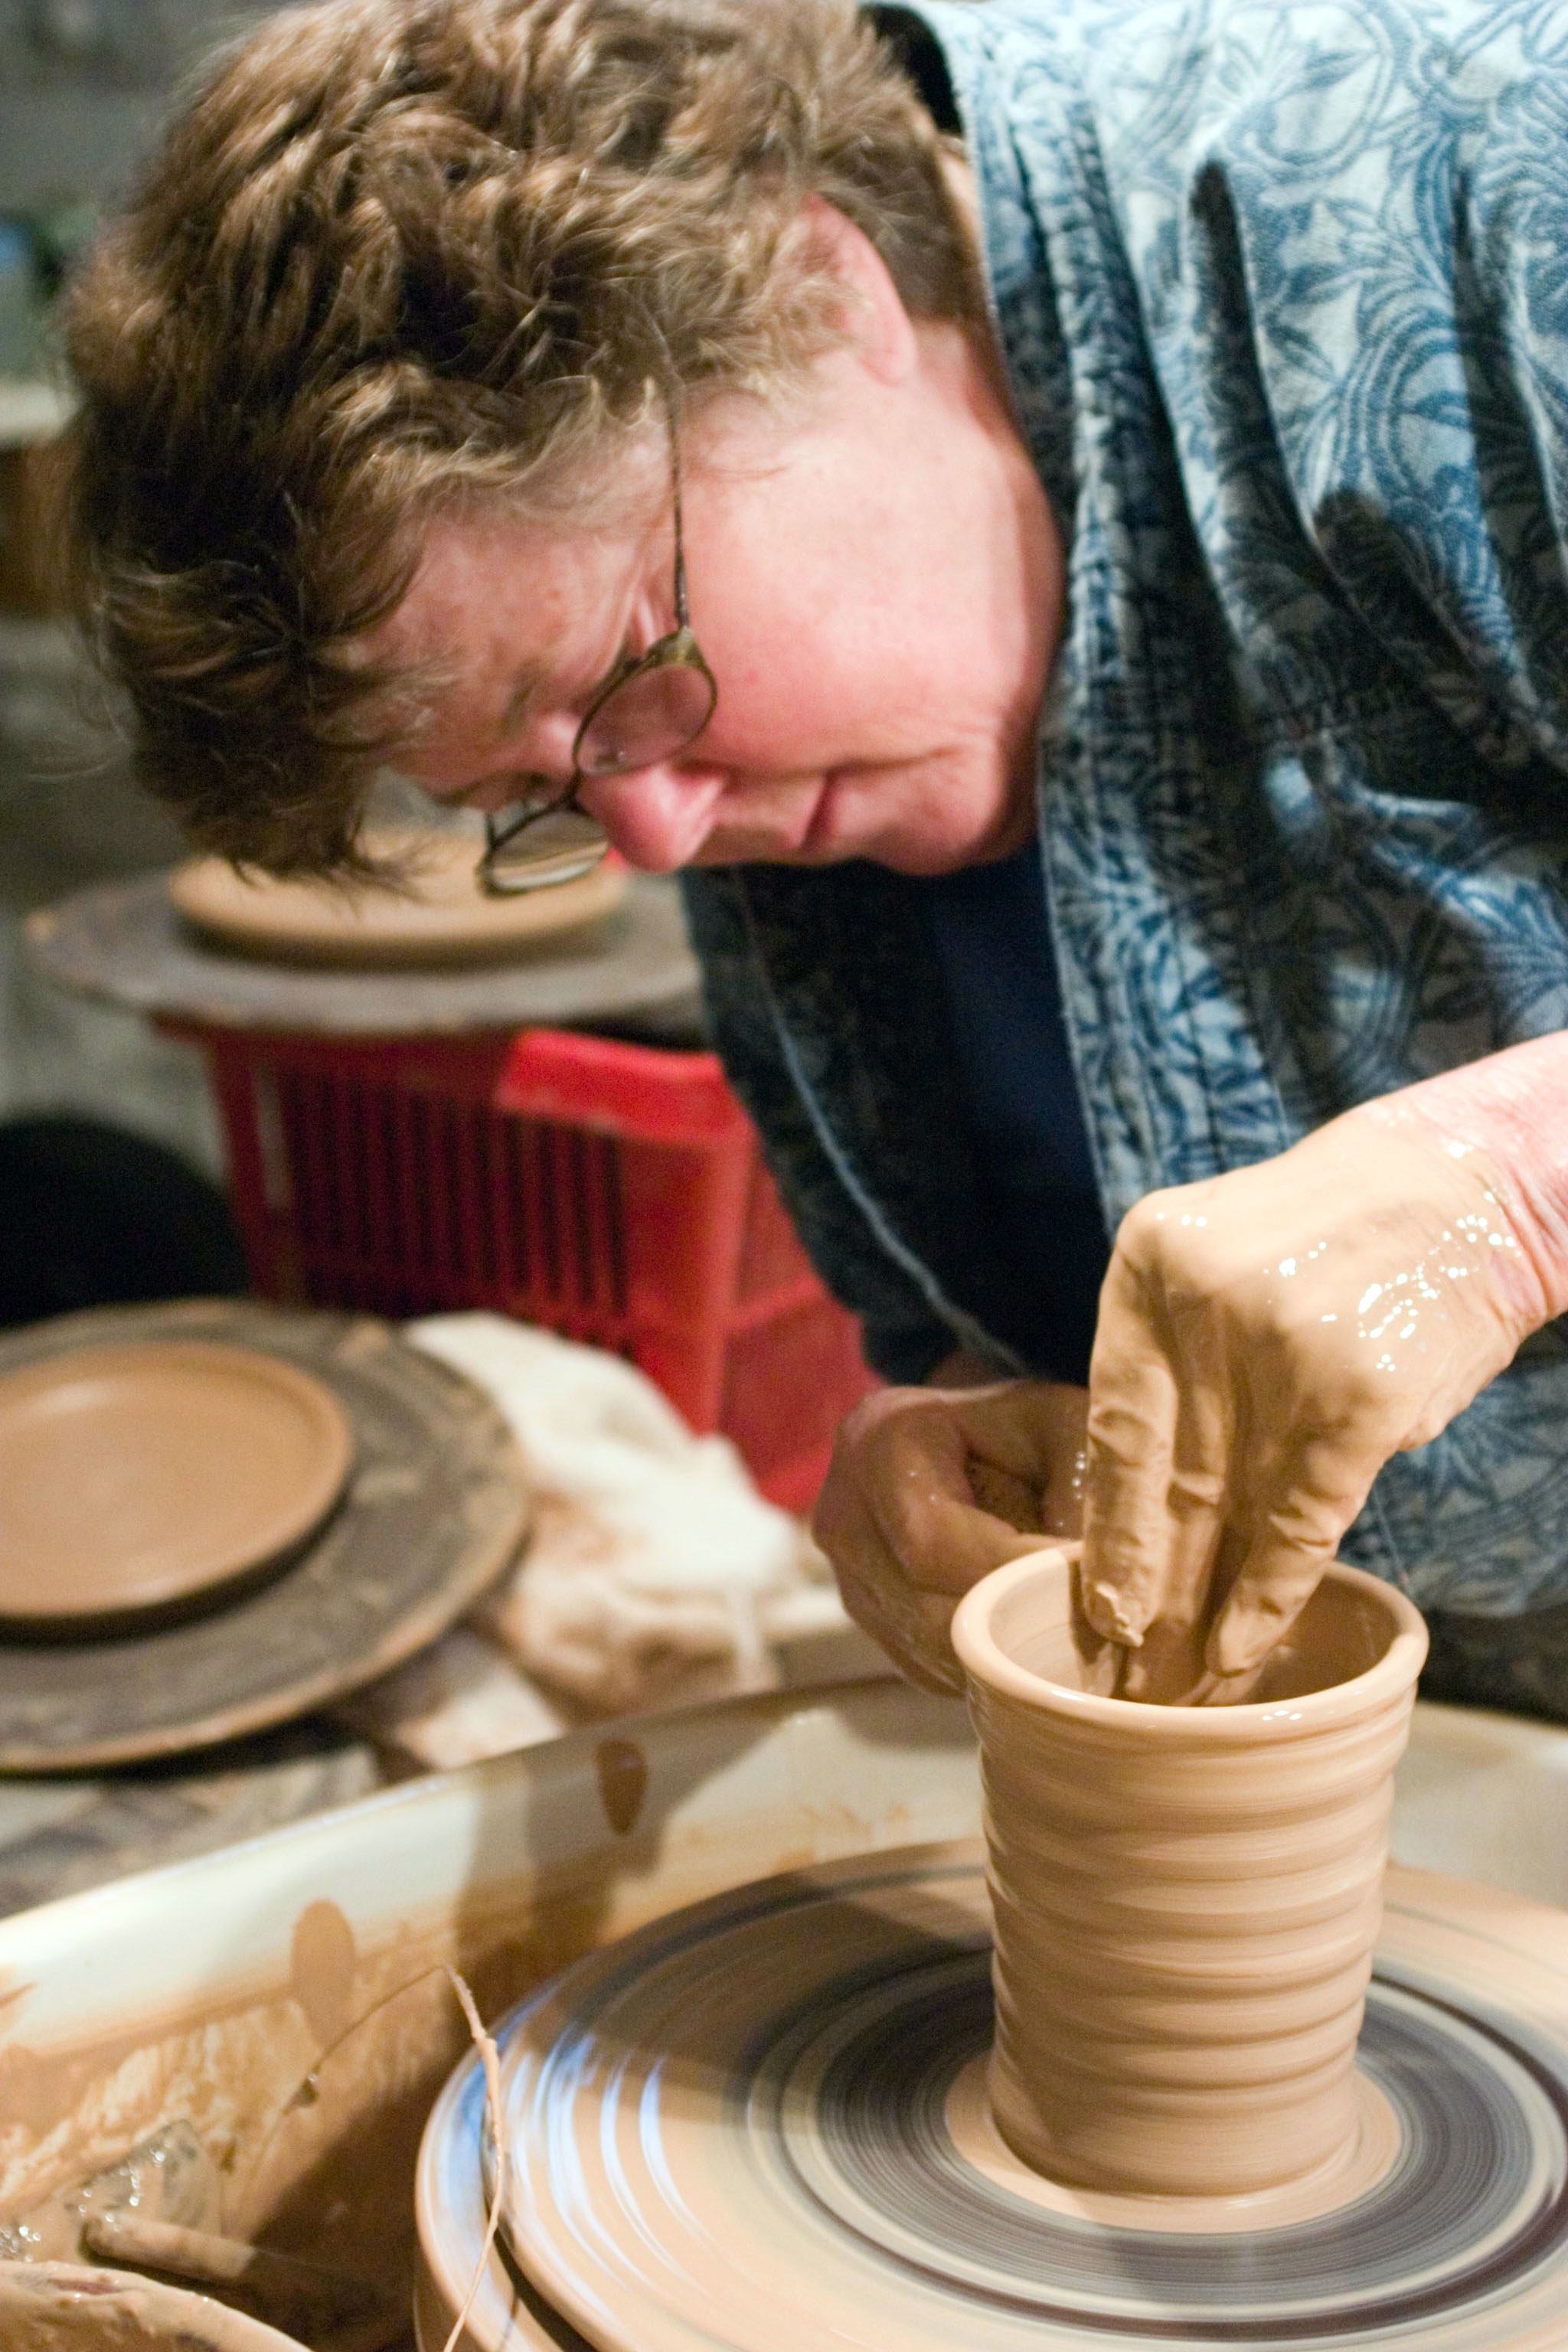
xmin=0 ymin=1341 xmax=353 ymax=1628
xmin=168 ymin=831 xmax=628 ymax=968
xmin=0 ymin=1301 xmax=530 ymax=1769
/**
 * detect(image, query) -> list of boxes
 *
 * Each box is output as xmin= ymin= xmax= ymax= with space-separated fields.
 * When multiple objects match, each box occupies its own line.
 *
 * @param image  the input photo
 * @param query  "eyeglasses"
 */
xmin=477 ymin=412 xmax=717 ymax=895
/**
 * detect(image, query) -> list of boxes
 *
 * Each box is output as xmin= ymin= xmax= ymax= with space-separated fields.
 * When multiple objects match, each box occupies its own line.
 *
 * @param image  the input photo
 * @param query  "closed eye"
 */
xmin=499 ymin=635 xmax=637 ymax=743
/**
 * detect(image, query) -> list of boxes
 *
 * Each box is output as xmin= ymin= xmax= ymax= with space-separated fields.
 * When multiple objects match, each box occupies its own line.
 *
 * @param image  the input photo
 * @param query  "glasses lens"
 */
xmin=577 ymin=658 xmax=716 ymax=779
xmin=482 ymin=804 xmax=609 ymax=894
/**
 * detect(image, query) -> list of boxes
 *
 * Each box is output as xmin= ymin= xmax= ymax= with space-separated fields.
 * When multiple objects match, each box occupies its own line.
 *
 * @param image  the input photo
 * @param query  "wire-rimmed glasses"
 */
xmin=477 ymin=416 xmax=717 ymax=895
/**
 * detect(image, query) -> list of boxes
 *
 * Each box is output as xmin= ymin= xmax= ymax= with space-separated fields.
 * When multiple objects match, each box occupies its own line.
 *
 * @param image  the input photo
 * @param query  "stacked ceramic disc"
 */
xmin=168 ymin=832 xmax=628 ymax=969
xmin=0 ymin=1300 xmax=529 ymax=1768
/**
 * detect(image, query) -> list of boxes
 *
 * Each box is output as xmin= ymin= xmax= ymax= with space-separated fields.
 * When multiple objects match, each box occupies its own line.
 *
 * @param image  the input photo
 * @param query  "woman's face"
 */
xmin=377 ymin=308 xmax=1064 ymax=876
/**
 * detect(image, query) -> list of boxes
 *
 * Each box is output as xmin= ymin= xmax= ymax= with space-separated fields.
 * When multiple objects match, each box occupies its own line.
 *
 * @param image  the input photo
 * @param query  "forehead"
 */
xmin=377 ymin=510 xmax=639 ymax=673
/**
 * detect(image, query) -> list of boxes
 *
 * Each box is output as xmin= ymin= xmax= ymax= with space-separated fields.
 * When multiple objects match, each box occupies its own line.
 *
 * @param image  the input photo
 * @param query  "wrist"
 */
xmin=1353 ymin=1035 xmax=1568 ymax=1325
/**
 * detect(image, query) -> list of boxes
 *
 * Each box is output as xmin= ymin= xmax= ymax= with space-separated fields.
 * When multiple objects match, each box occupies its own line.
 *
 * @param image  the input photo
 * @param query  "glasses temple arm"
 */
xmin=665 ymin=387 xmax=694 ymax=632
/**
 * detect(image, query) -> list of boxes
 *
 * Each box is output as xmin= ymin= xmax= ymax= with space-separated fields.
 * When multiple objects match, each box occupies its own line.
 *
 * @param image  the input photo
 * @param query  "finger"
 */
xmin=966 ymin=1457 xmax=1045 ymax=1534
xmin=952 ymin=1381 xmax=1091 ymax=1539
xmin=833 ymin=1506 xmax=968 ymax=1694
xmin=1080 ymin=1268 xmax=1182 ymax=1643
xmin=815 ymin=1435 xmax=975 ymax=1690
xmin=868 ymin=1411 xmax=1057 ymax=1596
xmin=1125 ymin=1522 xmax=1248 ymax=1705
xmin=950 ymin=1381 xmax=1087 ymax=1484
xmin=1206 ymin=1431 xmax=1377 ymax=1675
xmin=1090 ymin=1354 xmax=1229 ymax=1701
xmin=1158 ymin=1370 xmax=1232 ymax=1631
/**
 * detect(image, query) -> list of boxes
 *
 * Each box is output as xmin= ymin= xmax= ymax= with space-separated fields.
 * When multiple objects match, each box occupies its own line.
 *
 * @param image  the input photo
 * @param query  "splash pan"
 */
xmin=0 ymin=1680 xmax=1557 ymax=2352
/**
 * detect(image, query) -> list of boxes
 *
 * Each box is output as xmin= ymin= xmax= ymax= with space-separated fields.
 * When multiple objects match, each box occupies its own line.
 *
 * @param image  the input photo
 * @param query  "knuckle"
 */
xmin=1116 ymin=1183 xmax=1223 ymax=1275
xmin=835 ymin=1383 xmax=923 ymax=1451
xmin=1165 ymin=1463 xmax=1226 ymax=1519
xmin=1086 ymin=1393 xmax=1163 ymax=1469
xmin=1115 ymin=1191 xmax=1173 ymax=1264
xmin=809 ymin=1468 xmax=856 ymax=1557
xmin=1262 ymin=1494 xmax=1348 ymax=1553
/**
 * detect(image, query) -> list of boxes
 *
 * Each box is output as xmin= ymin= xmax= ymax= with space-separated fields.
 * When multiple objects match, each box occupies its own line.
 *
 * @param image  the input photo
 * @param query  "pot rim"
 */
xmin=950 ymin=1547 xmax=1427 ymax=1737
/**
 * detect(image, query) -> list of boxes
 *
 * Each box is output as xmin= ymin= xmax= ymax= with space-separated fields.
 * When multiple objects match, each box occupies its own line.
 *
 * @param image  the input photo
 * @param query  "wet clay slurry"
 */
xmin=594 ymin=1740 xmax=649 ymax=1838
xmin=288 ymin=1900 xmax=358 ymax=2050
xmin=951 ymin=1549 xmax=1428 ymax=2197
xmin=0 ymin=2262 xmax=301 ymax=2350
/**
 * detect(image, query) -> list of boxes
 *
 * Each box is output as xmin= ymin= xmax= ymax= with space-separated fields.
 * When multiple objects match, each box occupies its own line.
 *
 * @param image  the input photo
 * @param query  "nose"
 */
xmin=577 ymin=760 xmax=727 ymax=872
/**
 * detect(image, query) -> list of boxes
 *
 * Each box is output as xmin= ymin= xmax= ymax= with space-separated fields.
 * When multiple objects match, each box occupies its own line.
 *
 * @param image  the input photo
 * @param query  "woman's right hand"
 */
xmin=812 ymin=1376 xmax=1089 ymax=1691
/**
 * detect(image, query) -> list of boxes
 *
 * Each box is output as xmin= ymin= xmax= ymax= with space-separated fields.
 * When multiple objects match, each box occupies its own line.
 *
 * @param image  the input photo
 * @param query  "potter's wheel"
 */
xmin=418 ymin=1841 xmax=1568 ymax=2352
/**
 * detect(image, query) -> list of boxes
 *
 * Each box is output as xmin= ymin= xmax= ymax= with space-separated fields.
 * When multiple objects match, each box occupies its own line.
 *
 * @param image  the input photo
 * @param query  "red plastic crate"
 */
xmin=159 ymin=1021 xmax=876 ymax=1510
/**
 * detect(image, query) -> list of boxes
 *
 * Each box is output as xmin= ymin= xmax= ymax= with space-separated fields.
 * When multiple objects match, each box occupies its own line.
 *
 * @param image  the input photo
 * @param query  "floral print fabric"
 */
xmin=682 ymin=0 xmax=1568 ymax=1613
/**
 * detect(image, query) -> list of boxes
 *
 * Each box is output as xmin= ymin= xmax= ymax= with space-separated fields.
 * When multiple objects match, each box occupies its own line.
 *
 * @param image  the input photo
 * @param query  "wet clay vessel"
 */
xmin=950 ymin=1546 xmax=1428 ymax=2197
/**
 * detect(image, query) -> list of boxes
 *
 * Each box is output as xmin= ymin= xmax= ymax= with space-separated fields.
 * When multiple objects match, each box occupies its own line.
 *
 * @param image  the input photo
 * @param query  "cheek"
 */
xmin=701 ymin=620 xmax=904 ymax=762
xmin=682 ymin=521 xmax=947 ymax=761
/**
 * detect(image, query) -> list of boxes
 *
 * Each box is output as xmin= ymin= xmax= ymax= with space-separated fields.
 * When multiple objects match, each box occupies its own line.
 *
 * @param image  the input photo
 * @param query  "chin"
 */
xmin=838 ymin=777 xmax=1036 ymax=876
xmin=860 ymin=820 xmax=1031 ymax=877
xmin=874 ymin=840 xmax=995 ymax=877
xmin=697 ymin=831 xmax=1013 ymax=876
xmin=689 ymin=779 xmax=1033 ymax=874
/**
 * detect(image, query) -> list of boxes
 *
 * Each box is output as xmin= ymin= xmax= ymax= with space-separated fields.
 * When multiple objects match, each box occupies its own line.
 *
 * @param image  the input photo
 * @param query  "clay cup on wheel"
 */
xmin=951 ymin=1545 xmax=1428 ymax=2197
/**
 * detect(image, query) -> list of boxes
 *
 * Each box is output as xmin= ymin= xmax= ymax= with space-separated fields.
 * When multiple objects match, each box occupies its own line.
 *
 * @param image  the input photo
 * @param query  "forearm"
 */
xmin=1352 ymin=1033 xmax=1568 ymax=1325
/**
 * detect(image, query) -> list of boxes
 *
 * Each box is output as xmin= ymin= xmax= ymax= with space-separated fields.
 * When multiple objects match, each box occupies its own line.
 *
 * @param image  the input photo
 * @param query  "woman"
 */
xmin=60 ymin=0 xmax=1568 ymax=1713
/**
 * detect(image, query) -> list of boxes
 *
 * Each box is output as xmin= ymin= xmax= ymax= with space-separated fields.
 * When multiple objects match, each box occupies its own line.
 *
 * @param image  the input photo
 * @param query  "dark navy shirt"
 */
xmin=923 ymin=838 xmax=1109 ymax=1385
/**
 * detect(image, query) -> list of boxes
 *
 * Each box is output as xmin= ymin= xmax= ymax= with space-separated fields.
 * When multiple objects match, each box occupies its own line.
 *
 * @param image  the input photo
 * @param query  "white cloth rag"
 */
xmin=368 ymin=1315 xmax=851 ymax=1743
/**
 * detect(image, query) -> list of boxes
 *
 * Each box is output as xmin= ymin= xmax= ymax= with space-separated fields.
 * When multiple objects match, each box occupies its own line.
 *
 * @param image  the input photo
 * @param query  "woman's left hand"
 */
xmin=812 ymin=1376 xmax=1089 ymax=1692
xmin=1079 ymin=1099 xmax=1557 ymax=1697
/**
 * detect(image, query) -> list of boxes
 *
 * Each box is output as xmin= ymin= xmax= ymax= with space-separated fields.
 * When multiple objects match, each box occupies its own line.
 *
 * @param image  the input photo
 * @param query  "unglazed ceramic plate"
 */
xmin=0 ymin=1300 xmax=529 ymax=1765
xmin=423 ymin=1845 xmax=1568 ymax=2352
xmin=0 ymin=1340 xmax=352 ymax=1627
xmin=169 ymin=831 xmax=627 ymax=968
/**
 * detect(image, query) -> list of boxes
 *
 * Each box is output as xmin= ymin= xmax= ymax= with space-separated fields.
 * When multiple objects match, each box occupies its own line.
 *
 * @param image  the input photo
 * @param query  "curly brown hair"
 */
xmin=60 ymin=0 xmax=980 ymax=874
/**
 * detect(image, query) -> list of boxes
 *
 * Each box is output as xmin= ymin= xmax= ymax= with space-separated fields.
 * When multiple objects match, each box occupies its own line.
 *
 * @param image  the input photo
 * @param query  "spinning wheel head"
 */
xmin=418 ymin=1844 xmax=1568 ymax=2352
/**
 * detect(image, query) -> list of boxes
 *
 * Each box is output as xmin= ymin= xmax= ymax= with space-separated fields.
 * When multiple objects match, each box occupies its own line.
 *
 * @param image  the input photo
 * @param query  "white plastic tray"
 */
xmin=0 ymin=1685 xmax=1558 ymax=2324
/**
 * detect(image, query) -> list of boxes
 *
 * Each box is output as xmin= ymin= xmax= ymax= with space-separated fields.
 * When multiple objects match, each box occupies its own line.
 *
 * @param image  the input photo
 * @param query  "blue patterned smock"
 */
xmin=681 ymin=0 xmax=1568 ymax=1617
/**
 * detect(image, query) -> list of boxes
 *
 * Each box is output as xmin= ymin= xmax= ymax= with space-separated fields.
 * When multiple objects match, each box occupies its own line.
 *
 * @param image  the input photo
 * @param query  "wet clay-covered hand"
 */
xmin=812 ymin=1377 xmax=1089 ymax=1693
xmin=1080 ymin=1097 xmax=1561 ymax=1698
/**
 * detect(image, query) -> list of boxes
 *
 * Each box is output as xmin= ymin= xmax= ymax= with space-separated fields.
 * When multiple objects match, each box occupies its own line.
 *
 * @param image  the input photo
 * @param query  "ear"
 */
xmin=795 ymin=194 xmax=919 ymax=386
